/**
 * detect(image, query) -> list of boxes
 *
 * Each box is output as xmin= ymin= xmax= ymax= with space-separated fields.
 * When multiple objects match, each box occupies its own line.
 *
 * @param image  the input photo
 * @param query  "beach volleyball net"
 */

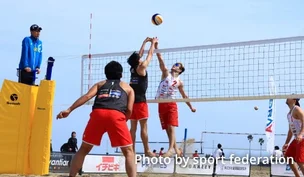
xmin=81 ymin=36 xmax=304 ymax=104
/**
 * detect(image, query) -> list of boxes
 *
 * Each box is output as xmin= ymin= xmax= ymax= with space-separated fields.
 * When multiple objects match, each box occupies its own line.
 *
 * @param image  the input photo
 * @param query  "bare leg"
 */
xmin=164 ymin=128 xmax=180 ymax=154
xmin=298 ymin=162 xmax=304 ymax=176
xmin=163 ymin=125 xmax=176 ymax=157
xmin=121 ymin=146 xmax=137 ymax=177
xmin=139 ymin=119 xmax=154 ymax=157
xmin=69 ymin=142 xmax=93 ymax=177
xmin=287 ymin=158 xmax=301 ymax=177
xmin=130 ymin=120 xmax=138 ymax=153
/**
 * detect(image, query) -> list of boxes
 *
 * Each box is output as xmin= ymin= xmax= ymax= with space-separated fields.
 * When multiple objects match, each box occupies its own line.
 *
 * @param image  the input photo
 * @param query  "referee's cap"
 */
xmin=30 ymin=24 xmax=42 ymax=31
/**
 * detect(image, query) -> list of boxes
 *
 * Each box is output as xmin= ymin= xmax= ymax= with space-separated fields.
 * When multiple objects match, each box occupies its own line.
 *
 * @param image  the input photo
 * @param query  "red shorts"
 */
xmin=158 ymin=103 xmax=178 ymax=130
xmin=82 ymin=109 xmax=132 ymax=148
xmin=129 ymin=102 xmax=149 ymax=121
xmin=285 ymin=139 xmax=304 ymax=163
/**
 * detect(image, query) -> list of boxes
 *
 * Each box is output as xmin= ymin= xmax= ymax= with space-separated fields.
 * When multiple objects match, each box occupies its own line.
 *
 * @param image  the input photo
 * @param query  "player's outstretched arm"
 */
xmin=139 ymin=37 xmax=151 ymax=58
xmin=178 ymin=81 xmax=196 ymax=112
xmin=139 ymin=37 xmax=158 ymax=72
xmin=126 ymin=85 xmax=135 ymax=120
xmin=68 ymin=83 xmax=99 ymax=112
xmin=155 ymin=42 xmax=169 ymax=79
xmin=57 ymin=82 xmax=101 ymax=119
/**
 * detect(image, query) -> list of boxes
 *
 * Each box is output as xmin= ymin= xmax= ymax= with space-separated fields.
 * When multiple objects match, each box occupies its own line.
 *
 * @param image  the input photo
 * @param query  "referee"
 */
xmin=18 ymin=24 xmax=43 ymax=85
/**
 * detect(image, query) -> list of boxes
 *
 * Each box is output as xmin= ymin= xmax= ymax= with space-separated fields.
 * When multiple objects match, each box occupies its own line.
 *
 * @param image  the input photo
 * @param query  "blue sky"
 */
xmin=1 ymin=0 xmax=304 ymax=157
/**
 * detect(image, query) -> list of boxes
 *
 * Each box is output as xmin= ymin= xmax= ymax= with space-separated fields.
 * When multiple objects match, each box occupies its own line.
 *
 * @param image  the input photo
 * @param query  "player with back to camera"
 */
xmin=56 ymin=61 xmax=136 ymax=177
xmin=154 ymin=40 xmax=196 ymax=157
xmin=128 ymin=37 xmax=158 ymax=157
xmin=283 ymin=98 xmax=304 ymax=177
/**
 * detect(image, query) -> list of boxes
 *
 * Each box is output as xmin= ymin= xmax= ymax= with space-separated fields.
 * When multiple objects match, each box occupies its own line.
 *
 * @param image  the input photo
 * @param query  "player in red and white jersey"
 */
xmin=283 ymin=98 xmax=304 ymax=177
xmin=154 ymin=41 xmax=196 ymax=157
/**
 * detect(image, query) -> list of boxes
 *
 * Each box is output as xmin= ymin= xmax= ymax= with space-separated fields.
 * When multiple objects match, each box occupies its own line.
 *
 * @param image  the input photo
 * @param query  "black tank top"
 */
xmin=92 ymin=80 xmax=128 ymax=113
xmin=129 ymin=66 xmax=148 ymax=103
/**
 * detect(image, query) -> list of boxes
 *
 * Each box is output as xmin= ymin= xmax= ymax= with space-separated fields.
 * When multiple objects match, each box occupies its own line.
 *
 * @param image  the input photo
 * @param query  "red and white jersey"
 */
xmin=155 ymin=73 xmax=181 ymax=99
xmin=287 ymin=106 xmax=303 ymax=137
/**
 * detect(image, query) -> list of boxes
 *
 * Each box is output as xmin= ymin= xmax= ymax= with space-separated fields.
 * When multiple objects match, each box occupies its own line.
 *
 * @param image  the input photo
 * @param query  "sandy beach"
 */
xmin=0 ymin=166 xmax=270 ymax=177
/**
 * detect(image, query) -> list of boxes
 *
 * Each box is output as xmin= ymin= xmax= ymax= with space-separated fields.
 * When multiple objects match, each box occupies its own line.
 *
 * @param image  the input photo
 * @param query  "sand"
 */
xmin=0 ymin=166 xmax=270 ymax=177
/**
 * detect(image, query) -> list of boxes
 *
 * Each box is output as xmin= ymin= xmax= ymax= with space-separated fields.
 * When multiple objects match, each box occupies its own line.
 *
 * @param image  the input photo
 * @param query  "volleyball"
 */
xmin=254 ymin=106 xmax=259 ymax=110
xmin=152 ymin=13 xmax=163 ymax=25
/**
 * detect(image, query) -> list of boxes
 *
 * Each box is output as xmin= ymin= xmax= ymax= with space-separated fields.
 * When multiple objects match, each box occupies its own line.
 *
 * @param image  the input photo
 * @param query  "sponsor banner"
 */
xmin=175 ymin=158 xmax=214 ymax=175
xmin=215 ymin=160 xmax=250 ymax=176
xmin=49 ymin=152 xmax=73 ymax=173
xmin=265 ymin=98 xmax=275 ymax=154
xmin=136 ymin=157 xmax=174 ymax=174
xmin=82 ymin=155 xmax=125 ymax=173
xmin=271 ymin=163 xmax=304 ymax=176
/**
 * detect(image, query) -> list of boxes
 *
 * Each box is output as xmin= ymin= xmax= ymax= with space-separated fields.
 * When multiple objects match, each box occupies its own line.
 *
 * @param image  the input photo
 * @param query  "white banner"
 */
xmin=82 ymin=155 xmax=125 ymax=173
xmin=266 ymin=76 xmax=276 ymax=154
xmin=271 ymin=163 xmax=304 ymax=176
xmin=175 ymin=158 xmax=214 ymax=175
xmin=136 ymin=157 xmax=174 ymax=173
xmin=215 ymin=160 xmax=250 ymax=176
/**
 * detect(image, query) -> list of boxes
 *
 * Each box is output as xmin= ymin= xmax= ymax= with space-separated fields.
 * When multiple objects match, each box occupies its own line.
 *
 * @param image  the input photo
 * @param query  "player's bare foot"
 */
xmin=145 ymin=151 xmax=156 ymax=157
xmin=163 ymin=149 xmax=174 ymax=157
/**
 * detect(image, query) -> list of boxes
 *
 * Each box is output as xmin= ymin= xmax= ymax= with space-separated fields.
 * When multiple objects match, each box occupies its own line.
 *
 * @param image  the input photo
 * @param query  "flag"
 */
xmin=265 ymin=76 xmax=276 ymax=154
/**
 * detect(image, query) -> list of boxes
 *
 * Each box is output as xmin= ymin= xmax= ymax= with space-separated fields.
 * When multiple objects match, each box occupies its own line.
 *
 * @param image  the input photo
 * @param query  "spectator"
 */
xmin=213 ymin=144 xmax=223 ymax=158
xmin=50 ymin=139 xmax=53 ymax=153
xmin=273 ymin=146 xmax=283 ymax=157
xmin=159 ymin=147 xmax=164 ymax=156
xmin=152 ymin=149 xmax=157 ymax=156
xmin=66 ymin=132 xmax=82 ymax=175
xmin=60 ymin=143 xmax=70 ymax=152
xmin=68 ymin=131 xmax=78 ymax=152
xmin=193 ymin=150 xmax=199 ymax=157
xmin=18 ymin=24 xmax=43 ymax=85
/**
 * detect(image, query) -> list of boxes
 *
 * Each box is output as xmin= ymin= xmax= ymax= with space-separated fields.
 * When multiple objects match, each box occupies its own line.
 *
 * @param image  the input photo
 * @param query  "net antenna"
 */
xmin=81 ymin=36 xmax=304 ymax=104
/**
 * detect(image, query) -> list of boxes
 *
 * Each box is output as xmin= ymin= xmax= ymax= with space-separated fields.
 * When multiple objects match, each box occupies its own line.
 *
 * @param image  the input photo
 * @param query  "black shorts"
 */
xmin=18 ymin=70 xmax=36 ymax=85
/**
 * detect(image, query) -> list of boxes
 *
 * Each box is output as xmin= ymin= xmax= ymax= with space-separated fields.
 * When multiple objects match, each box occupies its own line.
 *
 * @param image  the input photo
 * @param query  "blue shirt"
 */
xmin=18 ymin=36 xmax=42 ymax=71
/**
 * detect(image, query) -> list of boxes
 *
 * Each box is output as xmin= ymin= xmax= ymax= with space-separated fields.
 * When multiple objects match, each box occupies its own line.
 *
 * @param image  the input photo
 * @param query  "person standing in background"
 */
xmin=18 ymin=24 xmax=43 ymax=85
xmin=68 ymin=131 xmax=78 ymax=152
xmin=67 ymin=131 xmax=82 ymax=175
xmin=50 ymin=139 xmax=53 ymax=153
xmin=213 ymin=144 xmax=223 ymax=158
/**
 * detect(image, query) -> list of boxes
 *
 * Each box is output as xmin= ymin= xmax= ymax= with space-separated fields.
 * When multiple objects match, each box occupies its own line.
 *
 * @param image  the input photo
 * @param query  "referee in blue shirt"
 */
xmin=18 ymin=24 xmax=43 ymax=85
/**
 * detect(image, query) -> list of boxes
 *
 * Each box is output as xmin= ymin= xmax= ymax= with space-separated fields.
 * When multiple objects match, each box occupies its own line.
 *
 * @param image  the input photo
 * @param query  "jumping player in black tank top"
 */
xmin=127 ymin=37 xmax=158 ymax=157
xmin=56 ymin=61 xmax=136 ymax=177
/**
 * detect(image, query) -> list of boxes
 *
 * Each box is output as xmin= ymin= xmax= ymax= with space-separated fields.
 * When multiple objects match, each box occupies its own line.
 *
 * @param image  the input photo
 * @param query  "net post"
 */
xmin=183 ymin=128 xmax=187 ymax=156
xmin=200 ymin=131 xmax=204 ymax=154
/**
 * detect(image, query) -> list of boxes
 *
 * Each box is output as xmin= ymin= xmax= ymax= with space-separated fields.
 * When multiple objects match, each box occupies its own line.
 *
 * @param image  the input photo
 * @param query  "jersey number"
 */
xmin=172 ymin=80 xmax=177 ymax=87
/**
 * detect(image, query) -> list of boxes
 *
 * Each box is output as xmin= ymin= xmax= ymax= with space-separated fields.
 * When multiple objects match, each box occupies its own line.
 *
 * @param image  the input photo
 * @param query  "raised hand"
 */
xmin=144 ymin=37 xmax=152 ymax=43
xmin=152 ymin=37 xmax=158 ymax=44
